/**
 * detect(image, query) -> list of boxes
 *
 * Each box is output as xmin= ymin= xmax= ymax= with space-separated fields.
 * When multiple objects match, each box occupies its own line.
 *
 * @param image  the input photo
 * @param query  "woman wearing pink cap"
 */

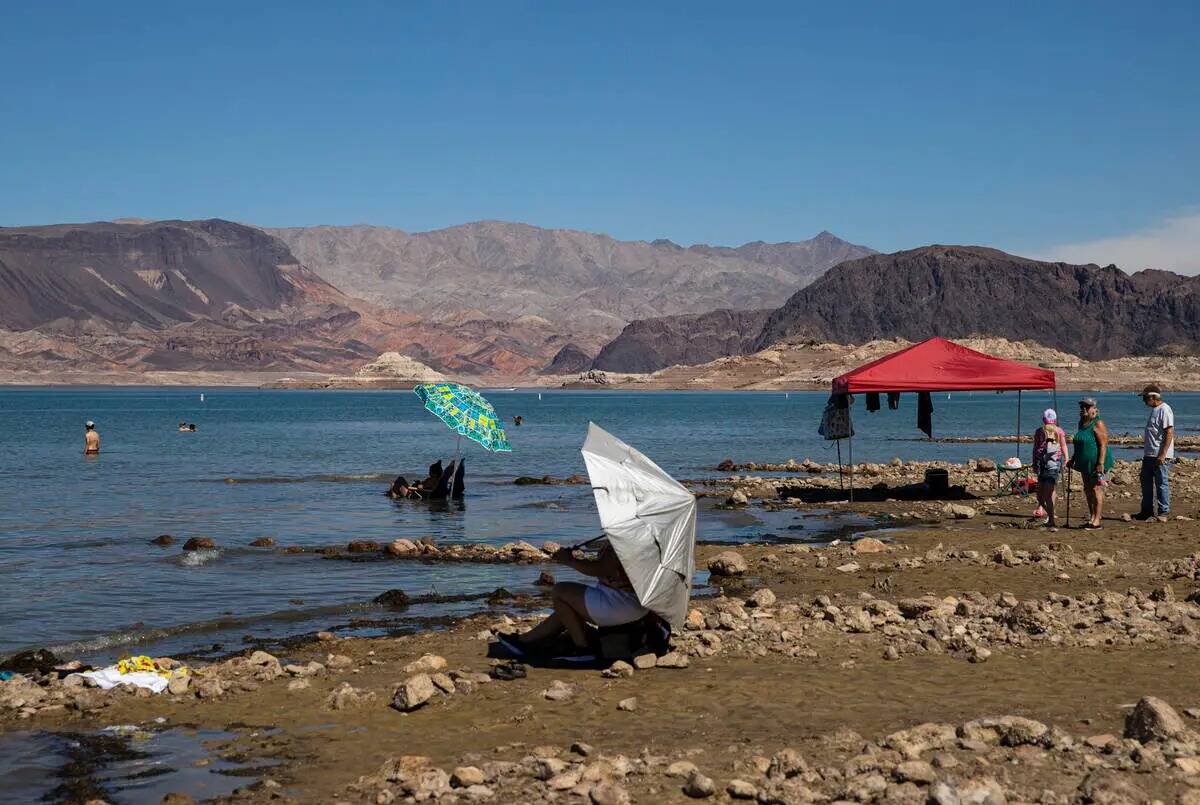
xmin=1031 ymin=408 xmax=1069 ymax=527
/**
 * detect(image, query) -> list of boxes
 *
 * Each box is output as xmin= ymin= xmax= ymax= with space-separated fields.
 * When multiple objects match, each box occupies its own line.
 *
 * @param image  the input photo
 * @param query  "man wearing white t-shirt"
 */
xmin=1135 ymin=384 xmax=1174 ymax=519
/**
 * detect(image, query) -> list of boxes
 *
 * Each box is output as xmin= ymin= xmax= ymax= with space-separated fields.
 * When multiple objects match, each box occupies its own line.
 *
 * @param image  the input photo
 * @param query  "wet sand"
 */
xmin=4 ymin=459 xmax=1200 ymax=803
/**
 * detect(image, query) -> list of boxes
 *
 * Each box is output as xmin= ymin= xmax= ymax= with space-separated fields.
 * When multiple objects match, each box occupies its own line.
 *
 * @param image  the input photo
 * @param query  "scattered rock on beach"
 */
xmin=542 ymin=680 xmax=577 ymax=701
xmin=182 ymin=537 xmax=215 ymax=551
xmin=347 ymin=540 xmax=380 ymax=553
xmin=853 ymin=537 xmax=887 ymax=554
xmin=603 ymin=661 xmax=634 ymax=679
xmin=707 ymin=551 xmax=748 ymax=576
xmin=617 ymin=697 xmax=638 ymax=711
xmin=451 ymin=766 xmax=486 ymax=788
xmin=150 ymin=534 xmax=175 ymax=546
xmin=1125 ymin=696 xmax=1192 ymax=743
xmin=535 ymin=571 xmax=556 ymax=586
xmin=249 ymin=537 xmax=275 ymax=547
xmin=632 ymin=654 xmax=657 ymax=670
xmin=942 ymin=503 xmax=977 ymax=520
xmin=656 ymin=651 xmax=689 ymax=669
xmin=326 ymin=682 xmax=375 ymax=710
xmin=403 ymin=654 xmax=447 ymax=675
xmin=747 ymin=588 xmax=776 ymax=608
xmin=392 ymin=674 xmax=436 ymax=712
xmin=727 ymin=779 xmax=757 ymax=799
xmin=682 ymin=769 xmax=716 ymax=798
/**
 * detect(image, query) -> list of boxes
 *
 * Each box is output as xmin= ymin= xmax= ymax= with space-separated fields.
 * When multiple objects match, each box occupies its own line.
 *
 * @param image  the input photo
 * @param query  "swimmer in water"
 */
xmin=84 ymin=421 xmax=100 ymax=455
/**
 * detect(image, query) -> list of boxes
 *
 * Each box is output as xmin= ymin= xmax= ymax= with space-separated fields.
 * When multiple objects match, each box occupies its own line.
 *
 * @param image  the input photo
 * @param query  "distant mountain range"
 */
xmin=0 ymin=219 xmax=379 ymax=372
xmin=0 ymin=218 xmax=870 ymax=375
xmin=268 ymin=222 xmax=874 ymax=340
xmin=590 ymin=245 xmax=1200 ymax=372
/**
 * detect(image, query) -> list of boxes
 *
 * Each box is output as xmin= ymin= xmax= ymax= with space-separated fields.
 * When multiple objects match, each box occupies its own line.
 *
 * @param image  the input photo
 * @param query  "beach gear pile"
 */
xmin=79 ymin=655 xmax=189 ymax=694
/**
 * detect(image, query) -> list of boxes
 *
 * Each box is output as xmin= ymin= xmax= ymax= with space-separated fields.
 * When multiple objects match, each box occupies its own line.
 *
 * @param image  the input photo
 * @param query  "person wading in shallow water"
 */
xmin=84 ymin=421 xmax=100 ymax=455
xmin=1068 ymin=397 xmax=1113 ymax=529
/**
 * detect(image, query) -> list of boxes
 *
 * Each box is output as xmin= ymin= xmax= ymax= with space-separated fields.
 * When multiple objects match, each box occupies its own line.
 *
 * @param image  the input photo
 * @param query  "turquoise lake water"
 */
xmin=0 ymin=387 xmax=1190 ymax=662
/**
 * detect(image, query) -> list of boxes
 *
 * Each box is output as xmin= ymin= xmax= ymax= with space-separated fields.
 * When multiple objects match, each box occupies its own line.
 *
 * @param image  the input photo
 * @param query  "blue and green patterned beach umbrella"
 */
xmin=413 ymin=383 xmax=513 ymax=453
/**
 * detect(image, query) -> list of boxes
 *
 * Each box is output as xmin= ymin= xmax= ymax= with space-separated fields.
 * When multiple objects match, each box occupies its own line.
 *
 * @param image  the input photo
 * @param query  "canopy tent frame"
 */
xmin=826 ymin=338 xmax=1057 ymax=501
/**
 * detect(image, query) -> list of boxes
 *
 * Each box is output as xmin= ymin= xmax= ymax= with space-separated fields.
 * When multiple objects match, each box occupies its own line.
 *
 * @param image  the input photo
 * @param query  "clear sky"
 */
xmin=3 ymin=1 xmax=1197 ymax=268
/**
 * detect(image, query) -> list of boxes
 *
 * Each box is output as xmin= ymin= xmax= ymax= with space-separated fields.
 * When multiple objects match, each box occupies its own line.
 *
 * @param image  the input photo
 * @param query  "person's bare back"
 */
xmin=84 ymin=422 xmax=100 ymax=454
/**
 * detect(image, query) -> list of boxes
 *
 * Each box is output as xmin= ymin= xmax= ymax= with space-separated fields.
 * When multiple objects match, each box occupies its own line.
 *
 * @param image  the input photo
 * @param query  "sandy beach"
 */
xmin=5 ymin=455 xmax=1200 ymax=803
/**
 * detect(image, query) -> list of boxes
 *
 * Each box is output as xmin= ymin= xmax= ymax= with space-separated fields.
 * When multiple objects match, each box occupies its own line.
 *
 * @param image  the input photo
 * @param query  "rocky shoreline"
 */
xmin=5 ymin=459 xmax=1200 ymax=803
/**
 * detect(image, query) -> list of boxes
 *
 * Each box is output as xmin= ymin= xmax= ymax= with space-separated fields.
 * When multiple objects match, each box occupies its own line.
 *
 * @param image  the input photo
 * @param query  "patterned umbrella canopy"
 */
xmin=413 ymin=383 xmax=512 ymax=453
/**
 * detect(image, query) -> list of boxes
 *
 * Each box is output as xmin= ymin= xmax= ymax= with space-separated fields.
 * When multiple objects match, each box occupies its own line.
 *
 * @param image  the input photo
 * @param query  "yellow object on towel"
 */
xmin=116 ymin=655 xmax=189 ymax=678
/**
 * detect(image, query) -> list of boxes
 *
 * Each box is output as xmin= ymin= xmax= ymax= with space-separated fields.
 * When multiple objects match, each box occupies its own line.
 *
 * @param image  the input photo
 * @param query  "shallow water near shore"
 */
xmin=0 ymin=725 xmax=263 ymax=803
xmin=1 ymin=387 xmax=1194 ymax=663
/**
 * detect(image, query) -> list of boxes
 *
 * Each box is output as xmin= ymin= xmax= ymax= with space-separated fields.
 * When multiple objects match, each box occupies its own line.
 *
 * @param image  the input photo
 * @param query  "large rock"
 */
xmin=707 ymin=551 xmax=749 ymax=576
xmin=391 ymin=674 xmax=436 ymax=711
xmin=1124 ymin=696 xmax=1192 ymax=743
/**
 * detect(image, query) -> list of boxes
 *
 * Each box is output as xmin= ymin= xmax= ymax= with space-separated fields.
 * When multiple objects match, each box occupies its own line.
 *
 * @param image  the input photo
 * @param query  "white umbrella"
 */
xmin=580 ymin=422 xmax=697 ymax=628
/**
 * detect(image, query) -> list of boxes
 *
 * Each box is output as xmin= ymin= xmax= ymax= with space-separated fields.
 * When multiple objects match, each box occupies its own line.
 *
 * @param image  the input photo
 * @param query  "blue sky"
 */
xmin=2 ymin=1 xmax=1197 ymax=267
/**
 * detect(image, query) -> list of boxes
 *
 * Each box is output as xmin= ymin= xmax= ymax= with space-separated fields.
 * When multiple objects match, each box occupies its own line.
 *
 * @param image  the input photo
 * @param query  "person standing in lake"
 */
xmin=1135 ymin=383 xmax=1174 ymax=520
xmin=1069 ymin=398 xmax=1112 ymax=529
xmin=83 ymin=420 xmax=100 ymax=455
xmin=1031 ymin=409 xmax=1069 ymax=527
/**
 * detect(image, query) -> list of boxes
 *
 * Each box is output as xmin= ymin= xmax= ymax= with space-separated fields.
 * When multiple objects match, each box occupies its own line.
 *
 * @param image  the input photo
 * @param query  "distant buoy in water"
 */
xmin=538 ymin=393 xmax=542 ymax=400
xmin=200 ymin=393 xmax=205 ymax=402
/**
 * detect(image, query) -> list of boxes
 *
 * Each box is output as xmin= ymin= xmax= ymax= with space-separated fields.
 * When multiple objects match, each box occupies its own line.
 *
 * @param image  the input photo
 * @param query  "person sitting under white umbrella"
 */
xmin=499 ymin=540 xmax=648 ymax=657
xmin=498 ymin=423 xmax=696 ymax=659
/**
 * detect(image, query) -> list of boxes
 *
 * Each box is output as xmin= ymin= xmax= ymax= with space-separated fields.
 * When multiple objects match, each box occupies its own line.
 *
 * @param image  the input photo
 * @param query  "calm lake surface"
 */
xmin=0 ymin=387 xmax=1191 ymax=662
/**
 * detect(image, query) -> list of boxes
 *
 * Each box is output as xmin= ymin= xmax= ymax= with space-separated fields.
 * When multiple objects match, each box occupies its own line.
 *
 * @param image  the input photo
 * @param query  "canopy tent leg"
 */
xmin=848 ymin=433 xmax=854 ymax=502
xmin=1016 ymin=390 xmax=1022 ymax=463
xmin=837 ymin=440 xmax=844 ymax=491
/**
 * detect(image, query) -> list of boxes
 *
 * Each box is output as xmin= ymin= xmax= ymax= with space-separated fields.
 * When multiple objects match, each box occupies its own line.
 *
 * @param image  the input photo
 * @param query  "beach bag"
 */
xmin=818 ymin=394 xmax=853 ymax=440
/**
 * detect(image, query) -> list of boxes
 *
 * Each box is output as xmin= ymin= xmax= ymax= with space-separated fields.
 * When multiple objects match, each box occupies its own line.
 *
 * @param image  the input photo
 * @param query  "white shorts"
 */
xmin=584 ymin=584 xmax=648 ymax=627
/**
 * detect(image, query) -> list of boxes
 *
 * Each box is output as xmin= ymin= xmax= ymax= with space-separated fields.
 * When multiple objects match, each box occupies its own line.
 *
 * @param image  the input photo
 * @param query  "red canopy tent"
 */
xmin=832 ymin=337 xmax=1055 ymax=394
xmin=826 ymin=337 xmax=1057 ymax=499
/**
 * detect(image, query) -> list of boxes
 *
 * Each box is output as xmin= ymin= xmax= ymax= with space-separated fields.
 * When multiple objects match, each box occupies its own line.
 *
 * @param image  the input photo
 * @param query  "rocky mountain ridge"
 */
xmin=0 ymin=219 xmax=380 ymax=372
xmin=590 ymin=245 xmax=1200 ymax=372
xmin=269 ymin=222 xmax=874 ymax=344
